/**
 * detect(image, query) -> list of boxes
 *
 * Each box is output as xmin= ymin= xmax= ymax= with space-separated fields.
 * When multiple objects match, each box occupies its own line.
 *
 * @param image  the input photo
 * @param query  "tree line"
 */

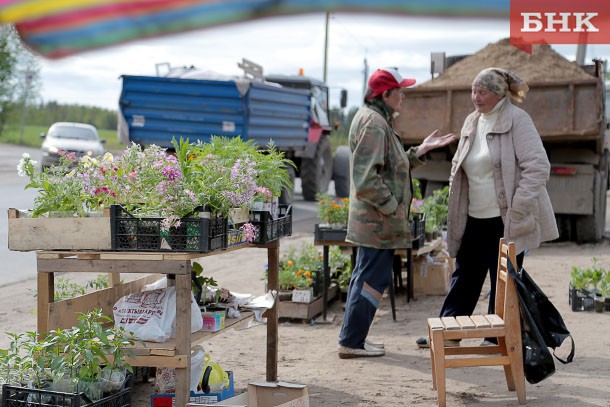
xmin=6 ymin=100 xmax=118 ymax=130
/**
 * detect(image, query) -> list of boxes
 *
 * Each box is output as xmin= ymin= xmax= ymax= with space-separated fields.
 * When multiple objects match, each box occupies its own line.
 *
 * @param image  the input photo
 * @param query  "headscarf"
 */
xmin=472 ymin=67 xmax=529 ymax=103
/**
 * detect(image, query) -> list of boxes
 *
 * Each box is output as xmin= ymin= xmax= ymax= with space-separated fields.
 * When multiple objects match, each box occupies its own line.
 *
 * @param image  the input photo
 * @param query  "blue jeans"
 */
xmin=339 ymin=246 xmax=394 ymax=349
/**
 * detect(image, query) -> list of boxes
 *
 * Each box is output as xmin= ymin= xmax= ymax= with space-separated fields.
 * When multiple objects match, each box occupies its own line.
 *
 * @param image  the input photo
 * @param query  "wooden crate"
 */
xmin=8 ymin=208 xmax=111 ymax=251
xmin=278 ymin=284 xmax=338 ymax=320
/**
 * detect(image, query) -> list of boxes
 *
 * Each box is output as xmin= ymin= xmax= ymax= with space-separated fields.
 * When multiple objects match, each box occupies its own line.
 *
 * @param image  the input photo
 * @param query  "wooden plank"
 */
xmin=38 ymin=258 xmax=189 ymax=274
xmin=456 ymin=315 xmax=475 ymax=329
xmin=440 ymin=316 xmax=461 ymax=330
xmin=428 ymin=317 xmax=444 ymax=329
xmin=9 ymin=216 xmax=111 ymax=251
xmin=77 ymin=253 xmax=101 ymax=260
xmin=445 ymin=355 xmax=509 ymax=368
xmin=174 ymin=272 xmax=192 ymax=407
xmin=108 ymin=272 xmax=121 ymax=287
xmin=100 ymin=253 xmax=165 ymax=261
xmin=486 ymin=314 xmax=505 ymax=327
xmin=130 ymin=312 xmax=255 ymax=356
xmin=266 ymin=239 xmax=279 ymax=383
xmin=125 ymin=355 xmax=188 ymax=369
xmin=37 ymin=273 xmax=53 ymax=334
xmin=471 ymin=315 xmax=492 ymax=328
xmin=37 ymin=252 xmax=67 ymax=259
xmin=47 ymin=274 xmax=160 ymax=330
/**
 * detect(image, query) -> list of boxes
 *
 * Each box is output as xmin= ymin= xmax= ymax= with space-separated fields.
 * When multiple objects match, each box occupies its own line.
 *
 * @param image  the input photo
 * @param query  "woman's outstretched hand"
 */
xmin=415 ymin=129 xmax=457 ymax=158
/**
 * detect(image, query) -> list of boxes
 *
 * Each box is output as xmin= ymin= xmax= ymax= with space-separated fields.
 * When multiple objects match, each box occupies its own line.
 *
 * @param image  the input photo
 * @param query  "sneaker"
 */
xmin=416 ymin=336 xmax=461 ymax=349
xmin=338 ymin=345 xmax=385 ymax=359
xmin=364 ymin=339 xmax=385 ymax=349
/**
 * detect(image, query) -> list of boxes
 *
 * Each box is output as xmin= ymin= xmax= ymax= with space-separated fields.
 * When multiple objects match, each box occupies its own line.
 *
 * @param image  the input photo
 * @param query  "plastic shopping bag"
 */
xmin=113 ymin=286 xmax=203 ymax=342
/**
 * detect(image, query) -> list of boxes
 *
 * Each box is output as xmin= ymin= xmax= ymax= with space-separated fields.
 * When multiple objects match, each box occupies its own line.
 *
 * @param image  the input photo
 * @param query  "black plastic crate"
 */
xmin=314 ymin=224 xmax=347 ymax=242
xmin=110 ymin=205 xmax=228 ymax=253
xmin=1 ymin=377 xmax=132 ymax=407
xmin=569 ymin=284 xmax=595 ymax=311
xmin=249 ymin=205 xmax=292 ymax=244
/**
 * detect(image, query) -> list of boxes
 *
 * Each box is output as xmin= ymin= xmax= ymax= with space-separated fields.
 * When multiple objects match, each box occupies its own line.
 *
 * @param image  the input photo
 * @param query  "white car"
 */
xmin=40 ymin=122 xmax=106 ymax=168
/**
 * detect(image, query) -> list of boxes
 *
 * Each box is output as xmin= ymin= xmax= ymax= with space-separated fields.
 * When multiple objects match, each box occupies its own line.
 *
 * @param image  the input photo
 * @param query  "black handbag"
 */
xmin=508 ymin=260 xmax=575 ymax=384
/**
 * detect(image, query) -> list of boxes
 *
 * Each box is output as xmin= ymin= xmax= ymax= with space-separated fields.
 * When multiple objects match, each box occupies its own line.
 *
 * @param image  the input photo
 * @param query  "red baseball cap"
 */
xmin=366 ymin=67 xmax=416 ymax=100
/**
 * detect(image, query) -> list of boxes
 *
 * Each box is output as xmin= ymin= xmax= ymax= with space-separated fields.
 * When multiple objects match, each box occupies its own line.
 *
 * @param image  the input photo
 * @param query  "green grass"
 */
xmin=0 ymin=124 xmax=125 ymax=152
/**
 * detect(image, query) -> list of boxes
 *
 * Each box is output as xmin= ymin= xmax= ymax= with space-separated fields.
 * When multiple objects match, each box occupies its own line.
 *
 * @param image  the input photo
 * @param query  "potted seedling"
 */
xmin=569 ymin=265 xmax=594 ymax=311
xmin=596 ymin=275 xmax=610 ymax=313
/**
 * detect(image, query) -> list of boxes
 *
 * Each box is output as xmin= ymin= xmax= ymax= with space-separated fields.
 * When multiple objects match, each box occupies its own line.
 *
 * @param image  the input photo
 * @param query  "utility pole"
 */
xmin=362 ymin=58 xmax=369 ymax=102
xmin=323 ymin=11 xmax=329 ymax=83
xmin=19 ymin=69 xmax=33 ymax=144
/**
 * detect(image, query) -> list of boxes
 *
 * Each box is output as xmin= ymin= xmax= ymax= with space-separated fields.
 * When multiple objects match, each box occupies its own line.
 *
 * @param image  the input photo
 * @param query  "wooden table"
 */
xmin=313 ymin=236 xmax=404 ymax=322
xmin=396 ymin=237 xmax=444 ymax=300
xmin=35 ymin=241 xmax=280 ymax=407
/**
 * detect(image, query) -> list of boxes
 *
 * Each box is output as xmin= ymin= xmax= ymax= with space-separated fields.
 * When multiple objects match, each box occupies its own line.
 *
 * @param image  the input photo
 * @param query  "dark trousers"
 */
xmin=339 ymin=246 xmax=394 ymax=349
xmin=440 ymin=216 xmax=524 ymax=318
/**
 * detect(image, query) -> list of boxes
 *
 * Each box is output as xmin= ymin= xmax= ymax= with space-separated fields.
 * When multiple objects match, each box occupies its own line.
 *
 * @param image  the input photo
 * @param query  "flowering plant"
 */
xmin=18 ymin=152 xmax=92 ymax=217
xmin=316 ymin=193 xmax=349 ymax=226
xmin=263 ymin=243 xmax=351 ymax=291
xmin=17 ymin=137 xmax=295 ymax=242
xmin=173 ymin=137 xmax=293 ymax=216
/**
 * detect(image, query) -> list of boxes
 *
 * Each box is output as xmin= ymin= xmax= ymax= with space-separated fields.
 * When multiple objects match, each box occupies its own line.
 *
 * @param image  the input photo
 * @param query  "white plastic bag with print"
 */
xmin=113 ymin=286 xmax=203 ymax=343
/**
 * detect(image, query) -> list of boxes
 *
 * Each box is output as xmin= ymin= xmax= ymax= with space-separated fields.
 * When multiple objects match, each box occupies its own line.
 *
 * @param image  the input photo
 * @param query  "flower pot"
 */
xmin=52 ymin=376 xmax=77 ymax=393
xmin=100 ymin=368 xmax=126 ymax=394
xmin=594 ymin=296 xmax=605 ymax=313
xmin=77 ymin=378 xmax=103 ymax=402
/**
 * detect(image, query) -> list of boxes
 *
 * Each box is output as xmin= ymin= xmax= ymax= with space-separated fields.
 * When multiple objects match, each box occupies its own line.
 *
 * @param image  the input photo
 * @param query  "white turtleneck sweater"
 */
xmin=462 ymin=97 xmax=506 ymax=218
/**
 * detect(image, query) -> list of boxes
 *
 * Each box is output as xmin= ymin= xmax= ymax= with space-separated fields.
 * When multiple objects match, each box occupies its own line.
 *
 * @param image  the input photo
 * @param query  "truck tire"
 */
xmin=279 ymin=165 xmax=296 ymax=205
xmin=332 ymin=145 xmax=350 ymax=198
xmin=575 ymin=169 xmax=606 ymax=242
xmin=301 ymin=136 xmax=333 ymax=201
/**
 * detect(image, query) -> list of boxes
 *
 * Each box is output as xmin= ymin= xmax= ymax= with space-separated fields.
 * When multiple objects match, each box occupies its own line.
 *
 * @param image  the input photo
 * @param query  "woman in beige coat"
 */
xmin=417 ymin=67 xmax=558 ymax=348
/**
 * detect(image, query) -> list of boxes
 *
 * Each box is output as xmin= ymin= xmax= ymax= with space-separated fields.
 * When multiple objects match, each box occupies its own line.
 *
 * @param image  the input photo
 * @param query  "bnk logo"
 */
xmin=510 ymin=0 xmax=610 ymax=53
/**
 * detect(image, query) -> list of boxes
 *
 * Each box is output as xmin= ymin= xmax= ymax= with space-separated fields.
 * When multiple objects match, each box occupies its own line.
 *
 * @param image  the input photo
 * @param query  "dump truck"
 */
xmin=118 ymin=60 xmax=349 ymax=202
xmin=395 ymin=40 xmax=609 ymax=242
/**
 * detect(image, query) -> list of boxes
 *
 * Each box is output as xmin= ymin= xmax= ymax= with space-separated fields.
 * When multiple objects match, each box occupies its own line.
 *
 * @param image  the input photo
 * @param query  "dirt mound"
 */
xmin=420 ymin=38 xmax=592 ymax=87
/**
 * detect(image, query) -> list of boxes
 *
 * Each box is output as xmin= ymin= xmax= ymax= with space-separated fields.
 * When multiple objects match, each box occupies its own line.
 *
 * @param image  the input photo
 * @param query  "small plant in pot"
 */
xmin=596 ymin=276 xmax=610 ymax=313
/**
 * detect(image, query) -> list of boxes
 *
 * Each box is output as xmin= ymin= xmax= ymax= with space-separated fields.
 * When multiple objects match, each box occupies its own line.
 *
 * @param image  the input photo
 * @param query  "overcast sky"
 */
xmin=35 ymin=12 xmax=610 ymax=112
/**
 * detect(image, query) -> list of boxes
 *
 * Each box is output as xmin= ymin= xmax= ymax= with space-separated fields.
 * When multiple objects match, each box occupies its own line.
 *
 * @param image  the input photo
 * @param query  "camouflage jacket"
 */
xmin=346 ymin=101 xmax=424 ymax=249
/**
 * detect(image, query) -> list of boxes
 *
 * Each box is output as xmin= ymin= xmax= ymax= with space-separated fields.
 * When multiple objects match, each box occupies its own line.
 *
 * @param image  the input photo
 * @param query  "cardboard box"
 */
xmin=247 ymin=381 xmax=309 ymax=407
xmin=186 ymin=392 xmax=248 ymax=407
xmin=201 ymin=310 xmax=226 ymax=332
xmin=227 ymin=229 xmax=247 ymax=248
xmin=152 ymin=371 xmax=234 ymax=407
xmin=413 ymin=252 xmax=453 ymax=296
xmin=291 ymin=288 xmax=314 ymax=303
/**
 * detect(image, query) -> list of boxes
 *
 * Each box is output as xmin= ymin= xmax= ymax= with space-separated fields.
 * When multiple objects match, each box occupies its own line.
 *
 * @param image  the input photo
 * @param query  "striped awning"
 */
xmin=0 ymin=0 xmax=509 ymax=59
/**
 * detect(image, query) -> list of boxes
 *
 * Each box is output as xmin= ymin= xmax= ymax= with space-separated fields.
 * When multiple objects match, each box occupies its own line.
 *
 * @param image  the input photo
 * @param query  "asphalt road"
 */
xmin=0 ymin=143 xmax=323 ymax=286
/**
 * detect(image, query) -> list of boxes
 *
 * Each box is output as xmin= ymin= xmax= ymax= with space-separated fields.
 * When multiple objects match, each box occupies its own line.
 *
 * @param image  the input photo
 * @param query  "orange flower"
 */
xmin=287 ymin=260 xmax=293 ymax=267
xmin=304 ymin=271 xmax=311 ymax=278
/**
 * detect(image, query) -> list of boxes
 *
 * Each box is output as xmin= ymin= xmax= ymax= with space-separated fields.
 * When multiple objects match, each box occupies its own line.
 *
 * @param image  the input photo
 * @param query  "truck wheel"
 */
xmin=301 ymin=136 xmax=333 ymax=201
xmin=279 ymin=165 xmax=296 ymax=205
xmin=333 ymin=145 xmax=350 ymax=198
xmin=575 ymin=169 xmax=606 ymax=242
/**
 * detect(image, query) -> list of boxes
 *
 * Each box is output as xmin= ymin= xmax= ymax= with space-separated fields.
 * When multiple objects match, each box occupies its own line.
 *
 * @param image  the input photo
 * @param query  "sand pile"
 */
xmin=420 ymin=38 xmax=592 ymax=87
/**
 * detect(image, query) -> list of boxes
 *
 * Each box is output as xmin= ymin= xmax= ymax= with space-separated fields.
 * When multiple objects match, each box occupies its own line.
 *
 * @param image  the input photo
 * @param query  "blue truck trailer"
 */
xmin=118 ymin=68 xmax=348 ymax=202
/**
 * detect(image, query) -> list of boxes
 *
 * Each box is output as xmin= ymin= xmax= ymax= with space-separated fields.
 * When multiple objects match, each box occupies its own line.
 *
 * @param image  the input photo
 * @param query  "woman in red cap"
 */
xmin=338 ymin=67 xmax=456 ymax=358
